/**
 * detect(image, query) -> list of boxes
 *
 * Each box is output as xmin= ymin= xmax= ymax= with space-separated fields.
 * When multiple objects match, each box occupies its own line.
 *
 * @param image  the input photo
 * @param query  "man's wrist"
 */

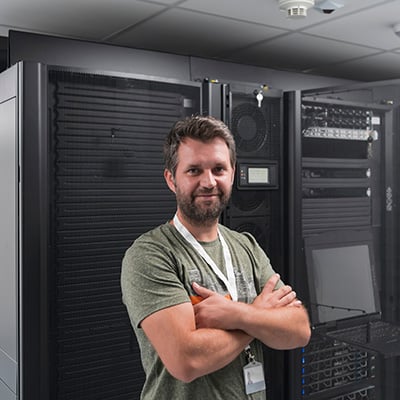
xmin=230 ymin=301 xmax=254 ymax=331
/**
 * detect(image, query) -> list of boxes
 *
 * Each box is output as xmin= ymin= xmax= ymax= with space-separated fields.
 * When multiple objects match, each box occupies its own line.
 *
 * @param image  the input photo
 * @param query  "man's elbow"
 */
xmin=274 ymin=324 xmax=311 ymax=350
xmin=298 ymin=323 xmax=312 ymax=347
xmin=163 ymin=357 xmax=202 ymax=383
xmin=281 ymin=313 xmax=312 ymax=350
xmin=169 ymin=367 xmax=197 ymax=383
xmin=294 ymin=310 xmax=312 ymax=348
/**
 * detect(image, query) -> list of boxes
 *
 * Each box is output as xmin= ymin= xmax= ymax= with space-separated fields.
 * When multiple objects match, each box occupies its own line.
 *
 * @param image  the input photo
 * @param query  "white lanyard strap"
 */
xmin=173 ymin=214 xmax=238 ymax=302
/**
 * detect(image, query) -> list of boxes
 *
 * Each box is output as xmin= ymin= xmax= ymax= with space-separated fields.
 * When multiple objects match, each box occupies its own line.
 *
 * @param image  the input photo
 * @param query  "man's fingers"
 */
xmin=279 ymin=288 xmax=303 ymax=307
xmin=192 ymin=282 xmax=215 ymax=299
xmin=289 ymin=299 xmax=303 ymax=307
xmin=281 ymin=289 xmax=296 ymax=304
xmin=279 ymin=285 xmax=293 ymax=297
xmin=262 ymin=273 xmax=281 ymax=293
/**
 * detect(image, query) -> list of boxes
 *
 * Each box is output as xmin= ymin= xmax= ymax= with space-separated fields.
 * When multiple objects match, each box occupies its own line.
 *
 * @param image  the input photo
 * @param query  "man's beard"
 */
xmin=176 ymin=187 xmax=231 ymax=226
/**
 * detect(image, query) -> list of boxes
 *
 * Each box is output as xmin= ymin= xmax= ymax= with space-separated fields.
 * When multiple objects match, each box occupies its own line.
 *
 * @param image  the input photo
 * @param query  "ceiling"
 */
xmin=1 ymin=0 xmax=400 ymax=81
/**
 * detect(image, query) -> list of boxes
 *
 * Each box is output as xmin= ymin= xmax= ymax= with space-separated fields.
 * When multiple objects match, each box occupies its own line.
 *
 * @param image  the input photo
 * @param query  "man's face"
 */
xmin=165 ymin=137 xmax=235 ymax=226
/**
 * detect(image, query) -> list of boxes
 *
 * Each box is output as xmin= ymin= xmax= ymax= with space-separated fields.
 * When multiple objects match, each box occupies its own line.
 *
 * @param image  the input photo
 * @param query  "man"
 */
xmin=121 ymin=115 xmax=311 ymax=399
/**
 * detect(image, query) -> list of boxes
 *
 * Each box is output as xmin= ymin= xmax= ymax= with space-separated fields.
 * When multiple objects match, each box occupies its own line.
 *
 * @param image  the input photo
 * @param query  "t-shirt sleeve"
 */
xmin=121 ymin=236 xmax=190 ymax=329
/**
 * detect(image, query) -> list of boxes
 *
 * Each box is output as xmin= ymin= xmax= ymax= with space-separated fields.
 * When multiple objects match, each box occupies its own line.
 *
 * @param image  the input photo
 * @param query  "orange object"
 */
xmin=190 ymin=294 xmax=232 ymax=305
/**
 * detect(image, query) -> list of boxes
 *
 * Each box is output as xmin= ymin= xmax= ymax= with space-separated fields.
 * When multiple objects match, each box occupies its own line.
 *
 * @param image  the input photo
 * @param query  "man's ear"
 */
xmin=164 ymin=169 xmax=176 ymax=193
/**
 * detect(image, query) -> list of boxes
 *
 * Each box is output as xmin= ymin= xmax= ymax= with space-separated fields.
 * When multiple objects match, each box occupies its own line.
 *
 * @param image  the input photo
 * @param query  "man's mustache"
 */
xmin=193 ymin=189 xmax=223 ymax=196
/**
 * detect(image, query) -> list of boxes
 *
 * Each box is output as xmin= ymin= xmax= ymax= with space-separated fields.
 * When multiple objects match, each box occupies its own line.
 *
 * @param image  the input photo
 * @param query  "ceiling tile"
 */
xmin=304 ymin=0 xmax=400 ymax=50
xmin=0 ymin=0 xmax=165 ymax=40
xmin=179 ymin=0 xmax=296 ymax=27
xmin=141 ymin=0 xmax=184 ymax=4
xmin=110 ymin=8 xmax=286 ymax=57
xmin=178 ymin=0 xmax=389 ymax=30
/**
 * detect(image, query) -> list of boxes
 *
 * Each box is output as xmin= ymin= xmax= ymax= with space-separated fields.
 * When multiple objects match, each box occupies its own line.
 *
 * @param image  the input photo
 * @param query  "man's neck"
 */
xmin=174 ymin=211 xmax=219 ymax=242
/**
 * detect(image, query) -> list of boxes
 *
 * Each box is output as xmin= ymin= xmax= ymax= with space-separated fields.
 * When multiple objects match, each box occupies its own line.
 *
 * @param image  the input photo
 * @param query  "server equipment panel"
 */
xmin=299 ymin=99 xmax=383 ymax=399
xmin=299 ymin=334 xmax=377 ymax=399
xmin=204 ymin=80 xmax=286 ymax=399
xmin=285 ymin=88 xmax=396 ymax=399
xmin=6 ymin=62 xmax=202 ymax=400
xmin=228 ymin=86 xmax=285 ymax=400
xmin=300 ymin=99 xmax=382 ymax=237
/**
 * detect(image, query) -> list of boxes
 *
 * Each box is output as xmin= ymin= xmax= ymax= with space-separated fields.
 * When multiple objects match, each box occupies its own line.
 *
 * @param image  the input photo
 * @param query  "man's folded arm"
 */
xmin=193 ymin=276 xmax=311 ymax=350
xmin=140 ymin=301 xmax=252 ymax=383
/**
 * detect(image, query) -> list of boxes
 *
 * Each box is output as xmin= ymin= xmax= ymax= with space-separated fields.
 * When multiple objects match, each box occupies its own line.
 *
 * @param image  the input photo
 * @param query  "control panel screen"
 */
xmin=237 ymin=161 xmax=278 ymax=190
xmin=248 ymin=167 xmax=269 ymax=184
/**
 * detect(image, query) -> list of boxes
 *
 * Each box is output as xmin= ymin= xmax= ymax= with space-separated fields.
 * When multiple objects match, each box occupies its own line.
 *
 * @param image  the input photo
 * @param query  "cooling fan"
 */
xmin=231 ymin=102 xmax=268 ymax=155
xmin=231 ymin=186 xmax=267 ymax=213
xmin=234 ymin=221 xmax=268 ymax=249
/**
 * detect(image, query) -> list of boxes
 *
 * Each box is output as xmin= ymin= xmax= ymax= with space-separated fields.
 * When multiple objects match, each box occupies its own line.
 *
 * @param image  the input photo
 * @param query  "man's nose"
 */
xmin=201 ymin=170 xmax=217 ymax=188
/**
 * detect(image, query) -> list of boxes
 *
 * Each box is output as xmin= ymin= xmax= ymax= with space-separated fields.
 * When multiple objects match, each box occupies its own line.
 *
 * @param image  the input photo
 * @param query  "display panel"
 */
xmin=304 ymin=229 xmax=380 ymax=325
xmin=248 ymin=167 xmax=269 ymax=184
xmin=237 ymin=161 xmax=278 ymax=189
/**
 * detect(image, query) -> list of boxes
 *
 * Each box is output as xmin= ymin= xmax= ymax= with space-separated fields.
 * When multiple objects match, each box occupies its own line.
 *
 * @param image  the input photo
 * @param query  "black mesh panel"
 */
xmin=48 ymin=70 xmax=200 ymax=400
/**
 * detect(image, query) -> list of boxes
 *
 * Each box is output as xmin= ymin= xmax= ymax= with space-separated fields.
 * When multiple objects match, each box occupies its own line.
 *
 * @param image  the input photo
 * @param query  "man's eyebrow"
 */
xmin=186 ymin=163 xmax=201 ymax=168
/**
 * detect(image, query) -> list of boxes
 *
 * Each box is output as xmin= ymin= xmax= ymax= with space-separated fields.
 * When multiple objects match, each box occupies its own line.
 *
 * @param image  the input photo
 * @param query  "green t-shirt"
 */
xmin=121 ymin=222 xmax=282 ymax=400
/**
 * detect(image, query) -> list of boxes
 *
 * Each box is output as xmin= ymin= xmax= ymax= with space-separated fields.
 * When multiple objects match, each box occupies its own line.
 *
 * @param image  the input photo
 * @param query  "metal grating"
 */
xmin=48 ymin=70 xmax=200 ymax=399
xmin=231 ymin=96 xmax=281 ymax=160
xmin=227 ymin=93 xmax=282 ymax=267
xmin=300 ymin=334 xmax=377 ymax=399
xmin=302 ymin=197 xmax=371 ymax=235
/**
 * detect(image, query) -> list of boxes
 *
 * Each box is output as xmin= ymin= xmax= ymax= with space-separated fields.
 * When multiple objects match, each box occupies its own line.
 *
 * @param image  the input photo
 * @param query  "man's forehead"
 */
xmin=179 ymin=137 xmax=228 ymax=151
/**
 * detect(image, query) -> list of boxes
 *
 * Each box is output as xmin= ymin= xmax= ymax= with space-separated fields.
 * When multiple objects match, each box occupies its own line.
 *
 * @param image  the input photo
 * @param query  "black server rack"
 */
xmin=285 ymin=82 xmax=399 ymax=399
xmin=202 ymin=80 xmax=284 ymax=266
xmin=203 ymin=79 xmax=286 ymax=399
xmin=229 ymin=84 xmax=286 ymax=400
xmin=223 ymin=84 xmax=284 ymax=271
xmin=2 ymin=62 xmax=201 ymax=400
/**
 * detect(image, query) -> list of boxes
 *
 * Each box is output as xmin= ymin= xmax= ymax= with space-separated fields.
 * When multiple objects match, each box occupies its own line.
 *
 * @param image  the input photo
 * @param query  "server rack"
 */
xmin=0 ymin=61 xmax=201 ymax=400
xmin=285 ymin=81 xmax=399 ymax=399
xmin=203 ymin=79 xmax=287 ymax=399
xmin=203 ymin=80 xmax=284 ymax=271
xmin=229 ymin=83 xmax=286 ymax=400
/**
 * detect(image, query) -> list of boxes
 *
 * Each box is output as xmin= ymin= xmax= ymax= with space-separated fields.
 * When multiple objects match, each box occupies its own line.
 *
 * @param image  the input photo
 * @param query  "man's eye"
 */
xmin=187 ymin=168 xmax=199 ymax=174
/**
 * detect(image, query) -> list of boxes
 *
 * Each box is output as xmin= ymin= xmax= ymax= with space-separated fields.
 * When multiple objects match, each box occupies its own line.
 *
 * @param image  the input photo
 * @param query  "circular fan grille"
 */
xmin=231 ymin=189 xmax=265 ymax=212
xmin=235 ymin=222 xmax=266 ymax=247
xmin=231 ymin=103 xmax=268 ymax=153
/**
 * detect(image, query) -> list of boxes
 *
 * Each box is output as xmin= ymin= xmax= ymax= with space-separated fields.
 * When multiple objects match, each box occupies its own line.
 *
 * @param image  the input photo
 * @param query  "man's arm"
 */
xmin=193 ymin=274 xmax=311 ymax=350
xmin=140 ymin=302 xmax=252 ymax=383
xmin=140 ymin=274 xmax=298 ymax=382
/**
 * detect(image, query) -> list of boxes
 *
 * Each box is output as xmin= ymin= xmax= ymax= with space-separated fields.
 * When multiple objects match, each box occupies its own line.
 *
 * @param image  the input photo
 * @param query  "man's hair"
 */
xmin=163 ymin=115 xmax=236 ymax=177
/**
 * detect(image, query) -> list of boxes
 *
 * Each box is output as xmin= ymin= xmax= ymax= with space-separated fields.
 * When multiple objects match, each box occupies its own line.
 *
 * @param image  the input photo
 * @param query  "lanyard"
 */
xmin=173 ymin=214 xmax=238 ymax=302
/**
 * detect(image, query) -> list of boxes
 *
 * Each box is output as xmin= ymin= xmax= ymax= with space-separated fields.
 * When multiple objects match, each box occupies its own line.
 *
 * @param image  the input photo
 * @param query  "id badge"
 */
xmin=243 ymin=361 xmax=266 ymax=395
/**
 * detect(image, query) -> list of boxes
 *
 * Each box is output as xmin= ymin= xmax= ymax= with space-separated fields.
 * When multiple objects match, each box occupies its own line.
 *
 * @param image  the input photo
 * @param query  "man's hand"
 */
xmin=252 ymin=273 xmax=302 ymax=309
xmin=192 ymin=282 xmax=237 ymax=330
xmin=192 ymin=275 xmax=310 ymax=350
xmin=192 ymin=274 xmax=302 ymax=331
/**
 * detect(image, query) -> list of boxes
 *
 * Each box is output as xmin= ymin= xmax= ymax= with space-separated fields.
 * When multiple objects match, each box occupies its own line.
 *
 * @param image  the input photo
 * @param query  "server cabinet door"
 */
xmin=21 ymin=63 xmax=201 ymax=400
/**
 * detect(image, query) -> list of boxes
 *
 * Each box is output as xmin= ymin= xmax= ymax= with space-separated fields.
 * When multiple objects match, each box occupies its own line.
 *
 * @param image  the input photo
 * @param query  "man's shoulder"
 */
xmin=123 ymin=222 xmax=180 ymax=266
xmin=124 ymin=222 xmax=171 ymax=252
xmin=137 ymin=221 xmax=173 ymax=240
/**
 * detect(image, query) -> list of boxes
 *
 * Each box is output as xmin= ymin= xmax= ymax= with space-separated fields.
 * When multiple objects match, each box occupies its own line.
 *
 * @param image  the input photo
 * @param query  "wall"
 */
xmin=8 ymin=30 xmax=356 ymax=91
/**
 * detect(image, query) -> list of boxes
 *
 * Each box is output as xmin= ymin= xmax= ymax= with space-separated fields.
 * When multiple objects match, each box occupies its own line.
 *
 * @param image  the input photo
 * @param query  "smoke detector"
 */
xmin=279 ymin=0 xmax=315 ymax=17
